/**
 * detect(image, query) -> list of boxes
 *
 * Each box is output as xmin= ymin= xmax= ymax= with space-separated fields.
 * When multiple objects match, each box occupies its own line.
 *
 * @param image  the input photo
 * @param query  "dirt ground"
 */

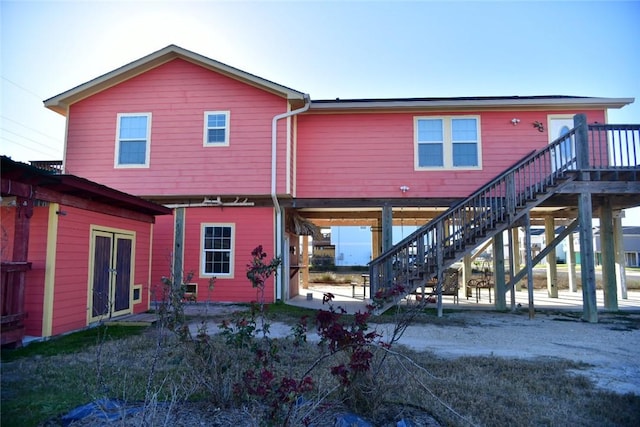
xmin=189 ymin=304 xmax=640 ymax=397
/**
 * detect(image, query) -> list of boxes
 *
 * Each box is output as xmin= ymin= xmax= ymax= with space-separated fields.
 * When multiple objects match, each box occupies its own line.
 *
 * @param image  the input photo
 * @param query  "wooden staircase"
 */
xmin=369 ymin=117 xmax=640 ymax=313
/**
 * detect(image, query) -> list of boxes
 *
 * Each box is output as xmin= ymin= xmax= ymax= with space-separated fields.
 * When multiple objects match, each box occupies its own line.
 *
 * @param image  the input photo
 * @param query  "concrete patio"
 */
xmin=287 ymin=283 xmax=640 ymax=315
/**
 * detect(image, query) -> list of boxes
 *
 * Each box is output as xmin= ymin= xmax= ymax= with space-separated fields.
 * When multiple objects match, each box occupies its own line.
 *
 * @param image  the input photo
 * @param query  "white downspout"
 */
xmin=271 ymin=94 xmax=311 ymax=300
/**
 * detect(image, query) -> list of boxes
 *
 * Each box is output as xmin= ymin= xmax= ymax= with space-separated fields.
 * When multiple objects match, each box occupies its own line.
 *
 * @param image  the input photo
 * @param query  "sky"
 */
xmin=1 ymin=0 xmax=639 ymax=222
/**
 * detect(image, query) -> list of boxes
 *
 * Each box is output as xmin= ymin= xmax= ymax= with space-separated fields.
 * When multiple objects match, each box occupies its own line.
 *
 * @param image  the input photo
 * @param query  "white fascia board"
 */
xmin=308 ymin=97 xmax=635 ymax=112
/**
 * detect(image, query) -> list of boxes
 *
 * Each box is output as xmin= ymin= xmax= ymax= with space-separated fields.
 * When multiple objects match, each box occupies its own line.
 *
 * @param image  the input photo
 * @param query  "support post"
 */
xmin=372 ymin=212 xmax=382 ymax=259
xmin=302 ymin=235 xmax=309 ymax=289
xmin=613 ymin=213 xmax=628 ymax=299
xmin=173 ymin=208 xmax=185 ymax=289
xmin=463 ymin=254 xmax=472 ymax=299
xmin=436 ymin=221 xmax=444 ymax=318
xmin=567 ymin=230 xmax=577 ymax=292
xmin=524 ymin=213 xmax=535 ymax=319
xmin=512 ymin=227 xmax=522 ymax=291
xmin=575 ymin=113 xmax=598 ymax=323
xmin=600 ymin=199 xmax=618 ymax=310
xmin=545 ymin=215 xmax=558 ymax=298
xmin=381 ymin=204 xmax=393 ymax=253
xmin=382 ymin=204 xmax=393 ymax=284
xmin=508 ymin=227 xmax=516 ymax=310
xmin=493 ymin=231 xmax=506 ymax=310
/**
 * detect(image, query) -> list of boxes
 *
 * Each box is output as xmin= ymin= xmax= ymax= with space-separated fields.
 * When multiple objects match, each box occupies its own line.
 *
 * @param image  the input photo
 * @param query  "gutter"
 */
xmin=271 ymin=94 xmax=311 ymax=300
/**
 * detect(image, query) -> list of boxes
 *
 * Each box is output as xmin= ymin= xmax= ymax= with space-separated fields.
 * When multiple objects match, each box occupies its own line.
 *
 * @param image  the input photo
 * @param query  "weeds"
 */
xmin=2 ymin=246 xmax=639 ymax=426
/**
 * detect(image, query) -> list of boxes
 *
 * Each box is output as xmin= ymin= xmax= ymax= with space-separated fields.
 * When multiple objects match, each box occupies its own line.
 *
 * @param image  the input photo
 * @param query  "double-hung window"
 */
xmin=203 ymin=111 xmax=230 ymax=146
xmin=115 ymin=113 xmax=151 ymax=167
xmin=201 ymin=224 xmax=234 ymax=277
xmin=415 ymin=116 xmax=481 ymax=169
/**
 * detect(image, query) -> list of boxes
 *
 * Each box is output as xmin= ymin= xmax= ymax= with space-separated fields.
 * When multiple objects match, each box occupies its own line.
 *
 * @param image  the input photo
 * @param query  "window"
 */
xmin=203 ymin=111 xmax=230 ymax=146
xmin=415 ymin=116 xmax=481 ymax=169
xmin=201 ymin=224 xmax=234 ymax=276
xmin=115 ymin=113 xmax=151 ymax=167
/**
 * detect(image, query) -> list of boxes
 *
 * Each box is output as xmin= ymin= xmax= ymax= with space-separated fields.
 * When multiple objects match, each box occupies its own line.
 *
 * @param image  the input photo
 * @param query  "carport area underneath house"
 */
xmin=287 ymin=282 xmax=640 ymax=315
xmin=285 ymin=200 xmax=640 ymax=316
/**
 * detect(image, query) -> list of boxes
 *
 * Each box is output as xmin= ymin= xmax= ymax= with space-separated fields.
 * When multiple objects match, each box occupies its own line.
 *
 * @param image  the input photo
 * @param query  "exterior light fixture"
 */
xmin=533 ymin=121 xmax=545 ymax=132
xmin=400 ymin=185 xmax=410 ymax=193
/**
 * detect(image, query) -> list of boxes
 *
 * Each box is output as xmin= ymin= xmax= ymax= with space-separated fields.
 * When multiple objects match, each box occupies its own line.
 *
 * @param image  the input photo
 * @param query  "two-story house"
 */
xmin=43 ymin=45 xmax=639 ymax=320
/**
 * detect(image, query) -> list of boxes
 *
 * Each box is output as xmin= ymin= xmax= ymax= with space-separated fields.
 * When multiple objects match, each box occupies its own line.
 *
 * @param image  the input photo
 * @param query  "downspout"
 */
xmin=271 ymin=94 xmax=311 ymax=300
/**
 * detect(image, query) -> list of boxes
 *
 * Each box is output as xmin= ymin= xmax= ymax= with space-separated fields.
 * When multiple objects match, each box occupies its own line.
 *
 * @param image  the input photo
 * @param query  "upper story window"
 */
xmin=415 ymin=116 xmax=481 ymax=170
xmin=203 ymin=111 xmax=230 ymax=146
xmin=201 ymin=224 xmax=234 ymax=277
xmin=115 ymin=113 xmax=151 ymax=168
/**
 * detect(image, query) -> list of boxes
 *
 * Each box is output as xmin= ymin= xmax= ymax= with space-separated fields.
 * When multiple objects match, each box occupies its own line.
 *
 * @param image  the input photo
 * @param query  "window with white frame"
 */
xmin=115 ymin=113 xmax=151 ymax=167
xmin=415 ymin=116 xmax=481 ymax=169
xmin=201 ymin=224 xmax=234 ymax=276
xmin=203 ymin=111 xmax=230 ymax=146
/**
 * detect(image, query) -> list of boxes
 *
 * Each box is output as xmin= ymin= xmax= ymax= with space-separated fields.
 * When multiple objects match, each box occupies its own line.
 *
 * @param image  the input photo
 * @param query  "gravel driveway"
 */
xmin=191 ymin=306 xmax=640 ymax=396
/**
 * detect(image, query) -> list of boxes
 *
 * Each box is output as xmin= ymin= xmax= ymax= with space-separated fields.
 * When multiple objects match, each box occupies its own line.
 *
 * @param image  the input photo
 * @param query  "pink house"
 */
xmin=42 ymin=45 xmax=639 ymax=320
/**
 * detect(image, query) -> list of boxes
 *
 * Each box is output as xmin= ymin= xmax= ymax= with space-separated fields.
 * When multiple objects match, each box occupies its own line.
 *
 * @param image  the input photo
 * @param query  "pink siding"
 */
xmin=50 ymin=206 xmax=154 ymax=336
xmin=150 ymin=213 xmax=175 ymax=300
xmin=179 ymin=206 xmax=275 ymax=303
xmin=23 ymin=207 xmax=49 ymax=336
xmin=296 ymin=110 xmax=607 ymax=199
xmin=65 ymin=58 xmax=291 ymax=196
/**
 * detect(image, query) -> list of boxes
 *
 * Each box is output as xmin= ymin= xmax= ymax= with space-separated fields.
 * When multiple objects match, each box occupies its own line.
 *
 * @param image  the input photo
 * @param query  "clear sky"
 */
xmin=1 ymin=0 xmax=639 ymax=222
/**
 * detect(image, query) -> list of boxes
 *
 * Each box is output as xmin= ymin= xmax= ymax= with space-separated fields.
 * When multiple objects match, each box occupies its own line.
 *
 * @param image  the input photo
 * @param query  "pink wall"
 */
xmin=50 ymin=206 xmax=154 ymax=336
xmin=65 ymin=58 xmax=291 ymax=197
xmin=150 ymin=213 xmax=175 ymax=301
xmin=23 ymin=207 xmax=48 ymax=336
xmin=295 ymin=110 xmax=606 ymax=199
xmin=177 ymin=206 xmax=275 ymax=303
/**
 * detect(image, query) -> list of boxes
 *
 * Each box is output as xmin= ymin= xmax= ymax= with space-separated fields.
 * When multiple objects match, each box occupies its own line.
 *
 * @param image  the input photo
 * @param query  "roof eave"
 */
xmin=44 ymin=45 xmax=306 ymax=116
xmin=308 ymin=97 xmax=635 ymax=112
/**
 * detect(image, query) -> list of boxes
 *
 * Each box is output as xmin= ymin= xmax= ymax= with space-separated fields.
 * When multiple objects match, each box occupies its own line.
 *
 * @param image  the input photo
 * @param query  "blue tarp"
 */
xmin=61 ymin=398 xmax=144 ymax=426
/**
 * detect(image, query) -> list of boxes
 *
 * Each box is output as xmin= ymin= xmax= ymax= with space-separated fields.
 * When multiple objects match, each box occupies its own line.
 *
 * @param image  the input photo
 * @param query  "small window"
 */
xmin=203 ymin=111 xmax=230 ymax=146
xmin=415 ymin=116 xmax=481 ymax=170
xmin=201 ymin=224 xmax=234 ymax=277
xmin=132 ymin=284 xmax=142 ymax=304
xmin=115 ymin=113 xmax=151 ymax=167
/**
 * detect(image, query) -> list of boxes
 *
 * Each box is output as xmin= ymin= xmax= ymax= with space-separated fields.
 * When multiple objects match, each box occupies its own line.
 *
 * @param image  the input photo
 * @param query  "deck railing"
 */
xmin=369 ymin=117 xmax=640 ymax=311
xmin=587 ymin=124 xmax=640 ymax=169
xmin=29 ymin=160 xmax=63 ymax=174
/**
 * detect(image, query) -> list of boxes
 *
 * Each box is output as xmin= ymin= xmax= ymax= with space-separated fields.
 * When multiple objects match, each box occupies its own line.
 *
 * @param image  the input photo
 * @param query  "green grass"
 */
xmin=1 ymin=324 xmax=148 ymax=362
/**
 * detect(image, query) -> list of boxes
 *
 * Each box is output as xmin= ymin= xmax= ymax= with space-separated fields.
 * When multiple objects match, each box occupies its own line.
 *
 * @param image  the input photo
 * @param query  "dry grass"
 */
xmin=2 ymin=317 xmax=640 ymax=427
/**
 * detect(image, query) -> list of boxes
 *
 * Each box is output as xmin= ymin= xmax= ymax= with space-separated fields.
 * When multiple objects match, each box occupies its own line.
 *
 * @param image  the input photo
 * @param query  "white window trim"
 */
xmin=414 ymin=115 xmax=482 ymax=171
xmin=200 ymin=223 xmax=235 ymax=278
xmin=203 ymin=111 xmax=230 ymax=147
xmin=115 ymin=113 xmax=152 ymax=168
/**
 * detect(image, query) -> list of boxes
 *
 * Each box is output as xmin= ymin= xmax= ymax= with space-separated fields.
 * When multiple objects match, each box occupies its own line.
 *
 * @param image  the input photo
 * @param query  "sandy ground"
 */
xmin=188 ymin=304 xmax=640 ymax=396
